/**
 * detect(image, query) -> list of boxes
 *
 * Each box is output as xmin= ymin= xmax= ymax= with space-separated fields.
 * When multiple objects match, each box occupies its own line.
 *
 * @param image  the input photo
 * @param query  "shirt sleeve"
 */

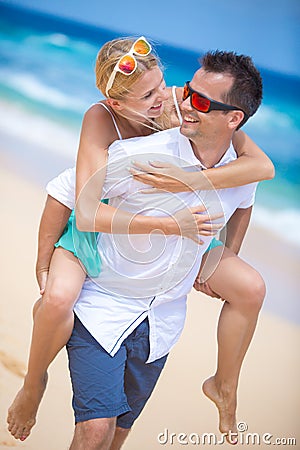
xmin=238 ymin=182 xmax=258 ymax=209
xmin=45 ymin=140 xmax=138 ymax=209
xmin=46 ymin=167 xmax=76 ymax=210
xmin=102 ymin=141 xmax=135 ymax=198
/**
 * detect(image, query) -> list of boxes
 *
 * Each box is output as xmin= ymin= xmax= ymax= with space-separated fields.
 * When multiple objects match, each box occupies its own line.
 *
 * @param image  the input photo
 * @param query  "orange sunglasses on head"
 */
xmin=105 ymin=36 xmax=152 ymax=97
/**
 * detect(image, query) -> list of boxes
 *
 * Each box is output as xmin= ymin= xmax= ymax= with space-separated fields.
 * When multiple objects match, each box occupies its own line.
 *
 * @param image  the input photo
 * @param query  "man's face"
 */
xmin=180 ymin=68 xmax=235 ymax=144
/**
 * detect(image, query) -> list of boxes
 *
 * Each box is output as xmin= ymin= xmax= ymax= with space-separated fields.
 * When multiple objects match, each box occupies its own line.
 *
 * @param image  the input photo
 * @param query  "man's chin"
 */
xmin=180 ymin=124 xmax=192 ymax=137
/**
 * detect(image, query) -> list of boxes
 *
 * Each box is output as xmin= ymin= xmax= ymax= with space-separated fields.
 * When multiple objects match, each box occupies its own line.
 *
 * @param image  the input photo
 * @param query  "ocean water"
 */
xmin=1 ymin=4 xmax=300 ymax=247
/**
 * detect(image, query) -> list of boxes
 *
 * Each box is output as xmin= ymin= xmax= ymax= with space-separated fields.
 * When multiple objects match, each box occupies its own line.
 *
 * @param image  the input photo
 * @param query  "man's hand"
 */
xmin=193 ymin=276 xmax=223 ymax=300
xmin=36 ymin=268 xmax=49 ymax=295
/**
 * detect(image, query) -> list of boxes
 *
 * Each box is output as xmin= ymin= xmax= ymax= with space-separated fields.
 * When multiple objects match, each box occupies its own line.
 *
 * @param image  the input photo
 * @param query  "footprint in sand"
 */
xmin=0 ymin=428 xmax=17 ymax=447
xmin=0 ymin=440 xmax=17 ymax=447
xmin=0 ymin=350 xmax=26 ymax=378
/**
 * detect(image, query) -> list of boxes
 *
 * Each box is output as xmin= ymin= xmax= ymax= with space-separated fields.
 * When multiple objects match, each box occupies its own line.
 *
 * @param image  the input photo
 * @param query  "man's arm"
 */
xmin=36 ymin=195 xmax=71 ymax=293
xmin=194 ymin=206 xmax=253 ymax=298
xmin=220 ymin=206 xmax=253 ymax=255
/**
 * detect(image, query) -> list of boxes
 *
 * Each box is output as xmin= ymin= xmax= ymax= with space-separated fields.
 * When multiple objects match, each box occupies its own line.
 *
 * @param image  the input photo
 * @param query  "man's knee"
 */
xmin=74 ymin=417 xmax=116 ymax=448
xmin=114 ymin=426 xmax=131 ymax=437
xmin=110 ymin=426 xmax=131 ymax=450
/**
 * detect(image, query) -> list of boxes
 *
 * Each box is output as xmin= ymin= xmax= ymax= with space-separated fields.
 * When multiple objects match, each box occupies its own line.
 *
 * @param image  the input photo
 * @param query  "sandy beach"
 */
xmin=0 ymin=162 xmax=299 ymax=449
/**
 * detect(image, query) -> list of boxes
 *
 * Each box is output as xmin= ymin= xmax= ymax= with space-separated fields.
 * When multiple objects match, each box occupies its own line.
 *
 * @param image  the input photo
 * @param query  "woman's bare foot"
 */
xmin=7 ymin=374 xmax=48 ymax=441
xmin=202 ymin=376 xmax=238 ymax=444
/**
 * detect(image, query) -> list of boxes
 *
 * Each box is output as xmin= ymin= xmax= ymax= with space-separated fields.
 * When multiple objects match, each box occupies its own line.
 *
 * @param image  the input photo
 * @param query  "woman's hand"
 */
xmin=172 ymin=205 xmax=224 ymax=245
xmin=129 ymin=160 xmax=205 ymax=193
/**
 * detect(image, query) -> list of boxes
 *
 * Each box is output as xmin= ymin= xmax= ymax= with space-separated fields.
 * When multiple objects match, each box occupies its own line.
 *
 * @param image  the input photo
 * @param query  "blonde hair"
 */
xmin=95 ymin=37 xmax=172 ymax=131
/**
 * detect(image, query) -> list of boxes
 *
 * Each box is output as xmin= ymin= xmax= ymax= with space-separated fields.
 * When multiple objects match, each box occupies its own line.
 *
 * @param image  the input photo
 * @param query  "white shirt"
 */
xmin=47 ymin=127 xmax=256 ymax=362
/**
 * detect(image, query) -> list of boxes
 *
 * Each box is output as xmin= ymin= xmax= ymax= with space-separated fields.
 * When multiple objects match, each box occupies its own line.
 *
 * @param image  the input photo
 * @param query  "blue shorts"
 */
xmin=66 ymin=316 xmax=168 ymax=428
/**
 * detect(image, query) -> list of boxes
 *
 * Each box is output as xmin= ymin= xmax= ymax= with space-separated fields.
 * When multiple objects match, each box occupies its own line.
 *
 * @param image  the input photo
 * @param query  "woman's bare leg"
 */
xmin=196 ymin=247 xmax=265 ymax=443
xmin=7 ymin=248 xmax=86 ymax=441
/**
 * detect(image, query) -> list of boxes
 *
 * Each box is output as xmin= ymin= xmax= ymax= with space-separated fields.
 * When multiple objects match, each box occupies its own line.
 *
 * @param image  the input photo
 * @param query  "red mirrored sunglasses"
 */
xmin=183 ymin=82 xmax=248 ymax=122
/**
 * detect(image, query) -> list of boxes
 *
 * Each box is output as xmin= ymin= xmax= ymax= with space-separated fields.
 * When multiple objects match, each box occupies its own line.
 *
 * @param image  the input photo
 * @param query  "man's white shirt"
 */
xmin=47 ymin=127 xmax=256 ymax=362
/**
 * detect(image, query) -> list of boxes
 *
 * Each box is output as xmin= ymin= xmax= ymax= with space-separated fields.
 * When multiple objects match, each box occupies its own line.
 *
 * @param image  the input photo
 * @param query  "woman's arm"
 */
xmin=73 ymin=104 xmax=222 ymax=242
xmin=80 ymin=201 xmax=223 ymax=245
xmin=220 ymin=130 xmax=275 ymax=187
xmin=129 ymin=130 xmax=275 ymax=192
xmin=36 ymin=195 xmax=71 ymax=293
xmin=48 ymin=164 xmax=223 ymax=245
xmin=75 ymin=104 xmax=113 ymax=228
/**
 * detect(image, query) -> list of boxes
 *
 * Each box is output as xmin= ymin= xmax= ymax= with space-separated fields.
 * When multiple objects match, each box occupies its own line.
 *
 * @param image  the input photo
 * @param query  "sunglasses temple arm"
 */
xmin=239 ymin=112 xmax=250 ymax=127
xmin=105 ymin=70 xmax=117 ymax=97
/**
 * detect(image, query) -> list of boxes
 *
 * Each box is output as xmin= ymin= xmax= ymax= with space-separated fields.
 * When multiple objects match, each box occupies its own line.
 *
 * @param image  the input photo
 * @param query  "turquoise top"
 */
xmin=55 ymin=199 xmax=108 ymax=277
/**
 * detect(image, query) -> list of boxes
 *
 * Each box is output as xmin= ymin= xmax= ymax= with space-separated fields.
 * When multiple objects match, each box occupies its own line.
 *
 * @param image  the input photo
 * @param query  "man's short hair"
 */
xmin=201 ymin=50 xmax=263 ymax=127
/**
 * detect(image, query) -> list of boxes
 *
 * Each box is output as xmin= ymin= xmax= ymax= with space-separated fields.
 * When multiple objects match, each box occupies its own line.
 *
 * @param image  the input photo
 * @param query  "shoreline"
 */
xmin=0 ymin=163 xmax=299 ymax=449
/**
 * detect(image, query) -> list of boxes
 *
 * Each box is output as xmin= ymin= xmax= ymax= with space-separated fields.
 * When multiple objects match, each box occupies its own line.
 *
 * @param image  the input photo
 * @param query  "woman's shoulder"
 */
xmin=82 ymin=101 xmax=118 ymax=131
xmin=166 ymin=86 xmax=183 ymax=100
xmin=79 ymin=101 xmax=121 ymax=146
xmin=85 ymin=101 xmax=111 ymax=119
xmin=166 ymin=86 xmax=183 ymax=127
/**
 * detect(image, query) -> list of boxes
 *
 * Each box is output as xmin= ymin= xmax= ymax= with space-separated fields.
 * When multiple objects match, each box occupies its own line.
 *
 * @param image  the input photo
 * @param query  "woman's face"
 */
xmin=122 ymin=67 xmax=169 ymax=120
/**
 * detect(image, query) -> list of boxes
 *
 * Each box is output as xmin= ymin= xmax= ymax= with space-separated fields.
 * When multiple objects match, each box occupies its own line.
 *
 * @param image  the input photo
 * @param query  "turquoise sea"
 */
xmin=1 ymin=4 xmax=300 ymax=247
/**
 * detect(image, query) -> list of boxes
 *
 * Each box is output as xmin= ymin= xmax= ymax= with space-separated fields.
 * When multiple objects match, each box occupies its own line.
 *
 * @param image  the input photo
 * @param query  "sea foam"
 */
xmin=0 ymin=70 xmax=87 ymax=112
xmin=252 ymin=205 xmax=300 ymax=248
xmin=0 ymin=100 xmax=79 ymax=160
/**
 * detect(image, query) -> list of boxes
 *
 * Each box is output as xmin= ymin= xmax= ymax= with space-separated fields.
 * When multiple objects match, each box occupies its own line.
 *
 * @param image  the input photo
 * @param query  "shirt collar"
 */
xmin=177 ymin=130 xmax=237 ymax=169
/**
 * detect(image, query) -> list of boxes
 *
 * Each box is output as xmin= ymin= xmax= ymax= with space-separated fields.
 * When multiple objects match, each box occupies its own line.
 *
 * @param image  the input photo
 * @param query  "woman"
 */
xmin=7 ymin=36 xmax=274 ymax=442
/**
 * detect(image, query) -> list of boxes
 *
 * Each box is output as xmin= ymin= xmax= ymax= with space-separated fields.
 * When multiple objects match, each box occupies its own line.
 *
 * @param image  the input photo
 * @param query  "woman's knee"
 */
xmin=209 ymin=252 xmax=266 ymax=312
xmin=42 ymin=280 xmax=77 ymax=316
xmin=238 ymin=269 xmax=266 ymax=312
xmin=32 ymin=298 xmax=42 ymax=319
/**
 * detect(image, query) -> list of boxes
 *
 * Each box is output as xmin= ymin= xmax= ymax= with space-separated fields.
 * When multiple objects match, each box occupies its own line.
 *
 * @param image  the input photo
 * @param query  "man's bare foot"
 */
xmin=202 ymin=376 xmax=238 ymax=445
xmin=7 ymin=374 xmax=48 ymax=441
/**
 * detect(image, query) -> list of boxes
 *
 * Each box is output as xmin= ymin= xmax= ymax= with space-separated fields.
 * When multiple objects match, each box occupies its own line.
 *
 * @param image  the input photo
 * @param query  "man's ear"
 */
xmin=228 ymin=110 xmax=245 ymax=130
xmin=106 ymin=98 xmax=124 ymax=111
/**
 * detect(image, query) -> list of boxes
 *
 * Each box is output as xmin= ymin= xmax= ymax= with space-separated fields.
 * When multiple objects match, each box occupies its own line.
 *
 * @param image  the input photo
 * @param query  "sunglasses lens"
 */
xmin=133 ymin=39 xmax=151 ymax=55
xmin=192 ymin=93 xmax=210 ymax=112
xmin=118 ymin=54 xmax=137 ymax=74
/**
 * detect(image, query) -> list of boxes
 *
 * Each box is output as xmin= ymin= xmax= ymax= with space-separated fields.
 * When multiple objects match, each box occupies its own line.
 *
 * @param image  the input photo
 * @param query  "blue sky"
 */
xmin=1 ymin=0 xmax=299 ymax=77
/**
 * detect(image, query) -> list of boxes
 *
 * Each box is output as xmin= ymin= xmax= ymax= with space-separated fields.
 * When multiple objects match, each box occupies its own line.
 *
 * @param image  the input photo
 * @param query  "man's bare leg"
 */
xmin=7 ymin=248 xmax=86 ymax=441
xmin=196 ymin=247 xmax=265 ymax=442
xmin=109 ymin=426 xmax=131 ymax=450
xmin=69 ymin=418 xmax=116 ymax=450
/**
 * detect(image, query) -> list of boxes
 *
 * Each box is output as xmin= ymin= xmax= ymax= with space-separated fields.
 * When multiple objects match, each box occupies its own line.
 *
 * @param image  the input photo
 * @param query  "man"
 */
xmin=46 ymin=51 xmax=265 ymax=449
